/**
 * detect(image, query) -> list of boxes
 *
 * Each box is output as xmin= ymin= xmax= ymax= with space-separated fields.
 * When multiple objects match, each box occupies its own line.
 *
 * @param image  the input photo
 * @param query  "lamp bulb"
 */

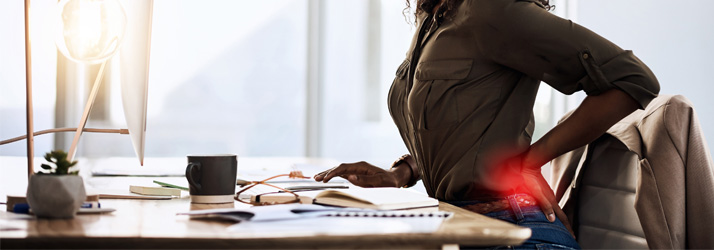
xmin=56 ymin=0 xmax=127 ymax=64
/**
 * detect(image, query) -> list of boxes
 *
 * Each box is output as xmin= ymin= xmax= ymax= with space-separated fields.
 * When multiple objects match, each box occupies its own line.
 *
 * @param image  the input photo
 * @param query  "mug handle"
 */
xmin=186 ymin=162 xmax=202 ymax=192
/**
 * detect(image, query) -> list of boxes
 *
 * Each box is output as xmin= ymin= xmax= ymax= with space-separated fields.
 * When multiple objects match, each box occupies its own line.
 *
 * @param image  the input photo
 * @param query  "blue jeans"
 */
xmin=448 ymin=194 xmax=581 ymax=250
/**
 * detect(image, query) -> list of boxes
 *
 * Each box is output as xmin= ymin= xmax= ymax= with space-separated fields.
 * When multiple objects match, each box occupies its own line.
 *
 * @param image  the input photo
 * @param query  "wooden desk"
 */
xmin=0 ymin=157 xmax=530 ymax=249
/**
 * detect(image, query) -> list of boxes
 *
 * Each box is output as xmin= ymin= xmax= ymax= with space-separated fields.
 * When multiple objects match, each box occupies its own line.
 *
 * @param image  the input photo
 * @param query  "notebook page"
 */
xmin=314 ymin=187 xmax=438 ymax=209
xmin=227 ymin=211 xmax=452 ymax=237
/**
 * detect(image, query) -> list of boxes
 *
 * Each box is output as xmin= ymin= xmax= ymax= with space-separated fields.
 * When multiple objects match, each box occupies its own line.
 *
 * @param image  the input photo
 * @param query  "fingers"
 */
xmin=520 ymin=172 xmax=554 ymax=222
xmin=535 ymin=189 xmax=575 ymax=238
xmin=536 ymin=176 xmax=576 ymax=238
xmin=313 ymin=166 xmax=336 ymax=181
xmin=530 ymin=182 xmax=557 ymax=222
xmin=319 ymin=165 xmax=349 ymax=183
xmin=553 ymin=203 xmax=576 ymax=238
xmin=315 ymin=162 xmax=377 ymax=183
xmin=529 ymin=174 xmax=576 ymax=238
xmin=313 ymin=161 xmax=398 ymax=187
xmin=521 ymin=169 xmax=561 ymax=223
xmin=314 ymin=164 xmax=353 ymax=183
xmin=534 ymin=177 xmax=557 ymax=222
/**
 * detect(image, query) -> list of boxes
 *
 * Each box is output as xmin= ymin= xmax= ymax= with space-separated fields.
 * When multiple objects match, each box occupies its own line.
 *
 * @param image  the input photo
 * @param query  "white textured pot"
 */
xmin=26 ymin=175 xmax=86 ymax=219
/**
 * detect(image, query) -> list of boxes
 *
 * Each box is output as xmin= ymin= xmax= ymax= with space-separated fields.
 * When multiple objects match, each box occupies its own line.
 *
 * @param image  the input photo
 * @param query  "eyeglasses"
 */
xmin=234 ymin=170 xmax=310 ymax=205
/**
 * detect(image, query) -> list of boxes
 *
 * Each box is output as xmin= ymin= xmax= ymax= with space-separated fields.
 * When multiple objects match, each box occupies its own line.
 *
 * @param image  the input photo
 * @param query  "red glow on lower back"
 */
xmin=482 ymin=147 xmax=531 ymax=197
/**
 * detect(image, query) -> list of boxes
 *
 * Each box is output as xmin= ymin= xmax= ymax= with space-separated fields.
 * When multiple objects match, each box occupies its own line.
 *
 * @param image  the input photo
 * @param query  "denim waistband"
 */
xmin=449 ymin=194 xmax=580 ymax=249
xmin=444 ymin=193 xmax=535 ymax=207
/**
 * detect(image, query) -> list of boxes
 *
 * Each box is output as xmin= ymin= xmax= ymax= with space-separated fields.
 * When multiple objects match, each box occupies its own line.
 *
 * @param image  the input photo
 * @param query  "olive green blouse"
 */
xmin=387 ymin=0 xmax=660 ymax=201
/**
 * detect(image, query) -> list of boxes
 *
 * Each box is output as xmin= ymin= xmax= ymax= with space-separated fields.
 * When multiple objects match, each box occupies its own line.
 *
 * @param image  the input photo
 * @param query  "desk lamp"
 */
xmin=55 ymin=0 xmax=127 ymax=163
xmin=9 ymin=0 xmax=153 ymax=178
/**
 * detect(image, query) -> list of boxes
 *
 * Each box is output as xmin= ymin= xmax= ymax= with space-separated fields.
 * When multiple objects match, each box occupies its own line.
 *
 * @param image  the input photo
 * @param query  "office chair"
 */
xmin=551 ymin=95 xmax=714 ymax=249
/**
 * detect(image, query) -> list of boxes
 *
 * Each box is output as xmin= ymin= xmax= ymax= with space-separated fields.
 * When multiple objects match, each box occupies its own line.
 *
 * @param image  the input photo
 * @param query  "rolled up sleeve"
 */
xmin=476 ymin=0 xmax=660 ymax=108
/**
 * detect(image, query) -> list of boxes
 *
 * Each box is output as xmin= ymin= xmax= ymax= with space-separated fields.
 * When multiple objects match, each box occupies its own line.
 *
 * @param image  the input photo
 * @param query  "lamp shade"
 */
xmin=119 ymin=0 xmax=153 ymax=165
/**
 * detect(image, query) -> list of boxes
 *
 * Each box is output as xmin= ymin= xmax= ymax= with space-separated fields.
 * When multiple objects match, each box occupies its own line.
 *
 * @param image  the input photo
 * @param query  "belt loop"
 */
xmin=507 ymin=195 xmax=525 ymax=222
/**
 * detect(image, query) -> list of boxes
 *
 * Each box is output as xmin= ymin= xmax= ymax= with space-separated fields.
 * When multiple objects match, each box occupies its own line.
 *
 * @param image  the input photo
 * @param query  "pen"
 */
xmin=12 ymin=202 xmax=101 ymax=214
xmin=81 ymin=202 xmax=101 ymax=209
xmin=153 ymin=180 xmax=189 ymax=191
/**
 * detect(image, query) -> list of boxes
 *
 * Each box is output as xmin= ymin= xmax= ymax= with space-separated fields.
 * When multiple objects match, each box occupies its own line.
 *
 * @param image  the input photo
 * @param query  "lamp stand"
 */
xmin=18 ymin=0 xmax=130 ymax=175
xmin=25 ymin=0 xmax=35 ymax=178
xmin=67 ymin=60 xmax=108 ymax=162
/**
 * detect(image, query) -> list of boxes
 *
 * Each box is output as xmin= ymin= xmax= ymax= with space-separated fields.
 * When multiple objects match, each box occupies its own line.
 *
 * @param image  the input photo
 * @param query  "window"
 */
xmin=80 ymin=0 xmax=309 ymax=157
xmin=1 ymin=0 xmax=572 ymax=167
xmin=575 ymin=0 xmax=714 ymax=149
xmin=11 ymin=0 xmax=710 ymax=181
xmin=0 ymin=1 xmax=57 ymax=157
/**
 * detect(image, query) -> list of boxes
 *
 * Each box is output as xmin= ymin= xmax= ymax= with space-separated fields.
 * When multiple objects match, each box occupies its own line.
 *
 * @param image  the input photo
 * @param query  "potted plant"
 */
xmin=26 ymin=150 xmax=86 ymax=218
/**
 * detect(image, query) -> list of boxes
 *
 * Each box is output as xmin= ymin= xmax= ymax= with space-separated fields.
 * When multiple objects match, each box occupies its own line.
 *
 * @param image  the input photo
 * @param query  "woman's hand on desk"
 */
xmin=314 ymin=161 xmax=408 ymax=188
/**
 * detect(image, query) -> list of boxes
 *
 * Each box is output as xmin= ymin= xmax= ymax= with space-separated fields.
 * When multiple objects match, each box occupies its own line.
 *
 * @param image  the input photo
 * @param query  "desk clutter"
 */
xmin=87 ymin=185 xmax=182 ymax=200
xmin=8 ymin=157 xmax=446 ymax=236
xmin=112 ymin=166 xmax=448 ymax=236
xmin=179 ymin=203 xmax=453 ymax=236
xmin=0 ymin=157 xmax=533 ymax=248
xmin=250 ymin=187 xmax=439 ymax=210
xmin=7 ymin=180 xmax=450 ymax=237
xmin=130 ymin=185 xmax=182 ymax=196
xmin=5 ymin=194 xmax=115 ymax=215
xmin=179 ymin=203 xmax=450 ymax=222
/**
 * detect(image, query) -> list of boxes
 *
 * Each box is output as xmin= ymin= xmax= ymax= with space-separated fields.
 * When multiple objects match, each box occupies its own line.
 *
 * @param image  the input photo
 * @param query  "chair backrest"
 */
xmin=575 ymin=135 xmax=648 ymax=249
xmin=554 ymin=95 xmax=714 ymax=249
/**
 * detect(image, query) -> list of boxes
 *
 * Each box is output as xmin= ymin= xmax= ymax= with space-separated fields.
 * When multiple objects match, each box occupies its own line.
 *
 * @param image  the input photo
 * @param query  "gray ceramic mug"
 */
xmin=186 ymin=154 xmax=237 ymax=203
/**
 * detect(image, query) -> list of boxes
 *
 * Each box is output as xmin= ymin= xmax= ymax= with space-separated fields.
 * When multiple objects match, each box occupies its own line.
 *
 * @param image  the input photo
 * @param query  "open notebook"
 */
xmin=252 ymin=187 xmax=438 ymax=210
xmin=179 ymin=203 xmax=450 ymax=222
xmin=178 ymin=204 xmax=452 ymax=237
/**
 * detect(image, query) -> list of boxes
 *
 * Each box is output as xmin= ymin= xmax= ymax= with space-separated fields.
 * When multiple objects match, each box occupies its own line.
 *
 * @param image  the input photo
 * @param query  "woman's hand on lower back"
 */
xmin=498 ymin=152 xmax=576 ymax=239
xmin=313 ymin=161 xmax=404 ymax=188
xmin=491 ymin=150 xmax=575 ymax=237
xmin=521 ymin=163 xmax=575 ymax=238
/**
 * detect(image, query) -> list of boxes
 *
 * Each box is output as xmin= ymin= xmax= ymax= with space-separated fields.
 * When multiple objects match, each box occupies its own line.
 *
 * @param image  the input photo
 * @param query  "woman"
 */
xmin=315 ymin=0 xmax=659 ymax=248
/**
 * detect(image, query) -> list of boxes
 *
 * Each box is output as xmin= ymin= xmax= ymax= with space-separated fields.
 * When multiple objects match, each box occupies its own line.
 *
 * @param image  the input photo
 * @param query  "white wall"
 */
xmin=576 ymin=0 xmax=714 ymax=149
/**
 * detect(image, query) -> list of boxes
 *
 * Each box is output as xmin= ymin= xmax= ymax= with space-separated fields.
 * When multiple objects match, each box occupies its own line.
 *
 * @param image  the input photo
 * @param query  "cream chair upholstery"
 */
xmin=575 ymin=134 xmax=647 ymax=249
xmin=551 ymin=95 xmax=714 ymax=249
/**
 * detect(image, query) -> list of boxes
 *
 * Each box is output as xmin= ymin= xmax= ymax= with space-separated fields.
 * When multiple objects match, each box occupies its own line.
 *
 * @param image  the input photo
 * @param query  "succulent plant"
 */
xmin=39 ymin=150 xmax=79 ymax=175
